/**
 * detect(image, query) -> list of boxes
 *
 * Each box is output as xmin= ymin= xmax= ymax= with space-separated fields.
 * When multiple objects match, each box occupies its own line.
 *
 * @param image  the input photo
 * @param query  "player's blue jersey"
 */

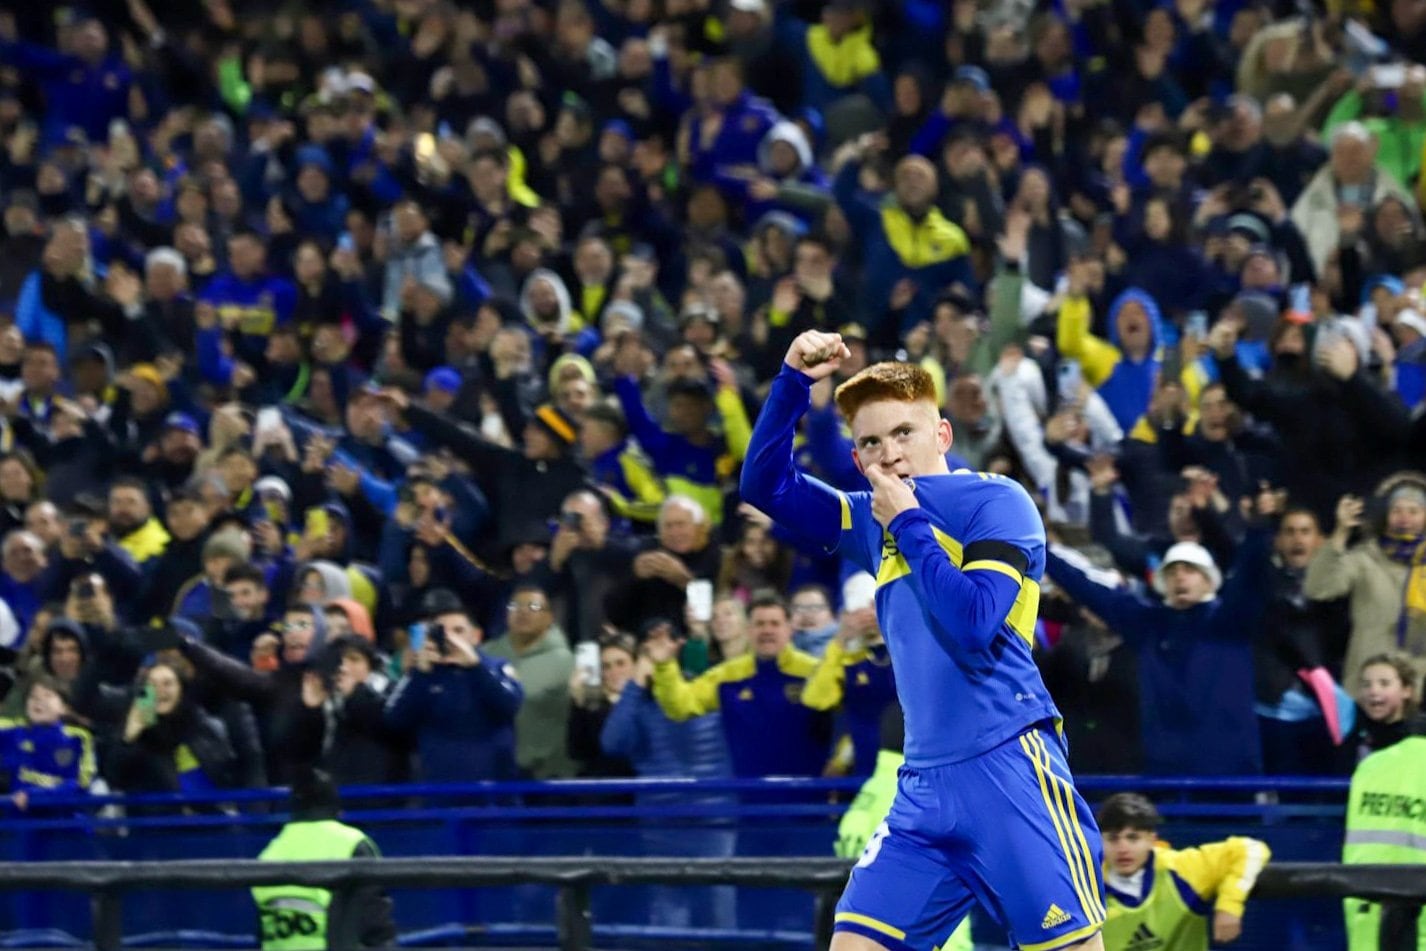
xmin=835 ymin=473 xmax=1060 ymax=768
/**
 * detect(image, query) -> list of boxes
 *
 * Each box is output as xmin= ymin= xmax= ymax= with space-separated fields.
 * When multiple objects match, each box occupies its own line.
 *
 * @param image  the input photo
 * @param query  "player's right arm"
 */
xmin=740 ymin=331 xmax=852 ymax=552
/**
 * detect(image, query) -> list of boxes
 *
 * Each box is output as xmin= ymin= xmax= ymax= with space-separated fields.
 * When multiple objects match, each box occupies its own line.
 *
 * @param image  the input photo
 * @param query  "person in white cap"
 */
xmin=1045 ymin=488 xmax=1283 ymax=777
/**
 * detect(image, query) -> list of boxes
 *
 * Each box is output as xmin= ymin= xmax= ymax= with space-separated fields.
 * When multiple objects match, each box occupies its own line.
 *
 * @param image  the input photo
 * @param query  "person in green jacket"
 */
xmin=1323 ymin=70 xmax=1426 ymax=197
xmin=1343 ymin=712 xmax=1426 ymax=950
xmin=484 ymin=582 xmax=577 ymax=778
xmin=252 ymin=769 xmax=395 ymax=950
xmin=835 ymin=702 xmax=973 ymax=951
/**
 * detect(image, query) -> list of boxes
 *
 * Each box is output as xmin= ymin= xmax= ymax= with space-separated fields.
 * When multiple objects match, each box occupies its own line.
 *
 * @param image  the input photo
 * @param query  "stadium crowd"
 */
xmin=0 ymin=0 xmax=1423 ymax=809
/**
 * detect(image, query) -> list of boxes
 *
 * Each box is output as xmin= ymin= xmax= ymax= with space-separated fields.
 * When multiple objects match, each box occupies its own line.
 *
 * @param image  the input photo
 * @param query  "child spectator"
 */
xmin=0 ymin=675 xmax=95 ymax=810
xmin=1099 ymin=793 xmax=1271 ymax=950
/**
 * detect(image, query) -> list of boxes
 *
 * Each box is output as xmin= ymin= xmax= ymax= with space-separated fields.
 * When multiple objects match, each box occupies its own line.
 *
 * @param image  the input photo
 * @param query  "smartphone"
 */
xmin=408 ymin=622 xmax=427 ymax=653
xmin=1056 ymin=360 xmax=1083 ymax=409
xmin=68 ymin=518 xmax=89 ymax=540
xmin=1371 ymin=63 xmax=1406 ymax=88
xmin=428 ymin=622 xmax=448 ymax=654
xmin=1185 ymin=311 xmax=1209 ymax=339
xmin=136 ymin=684 xmax=156 ymax=721
xmin=255 ymin=406 xmax=282 ymax=439
xmin=686 ymin=580 xmax=714 ymax=624
xmin=560 ymin=510 xmax=583 ymax=530
xmin=842 ymin=572 xmax=877 ymax=613
xmin=434 ymin=505 xmax=448 ymax=524
xmin=75 ymin=579 xmax=96 ymax=600
xmin=415 ymin=132 xmax=437 ymax=162
xmin=211 ymin=586 xmax=234 ymax=621
xmin=336 ymin=232 xmax=355 ymax=253
xmin=575 ymin=642 xmax=601 ymax=688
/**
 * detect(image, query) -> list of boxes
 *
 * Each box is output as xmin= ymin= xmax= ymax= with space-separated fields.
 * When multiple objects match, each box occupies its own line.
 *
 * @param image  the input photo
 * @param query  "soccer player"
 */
xmin=742 ymin=330 xmax=1106 ymax=951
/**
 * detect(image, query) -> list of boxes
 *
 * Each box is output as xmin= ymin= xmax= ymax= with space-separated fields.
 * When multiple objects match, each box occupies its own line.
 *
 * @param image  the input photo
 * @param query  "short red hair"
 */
xmin=834 ymin=362 xmax=938 ymax=422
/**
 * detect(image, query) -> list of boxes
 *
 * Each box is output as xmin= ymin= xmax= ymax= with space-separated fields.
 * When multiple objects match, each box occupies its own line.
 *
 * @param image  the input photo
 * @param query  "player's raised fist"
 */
xmin=785 ymin=330 xmax=851 ymax=381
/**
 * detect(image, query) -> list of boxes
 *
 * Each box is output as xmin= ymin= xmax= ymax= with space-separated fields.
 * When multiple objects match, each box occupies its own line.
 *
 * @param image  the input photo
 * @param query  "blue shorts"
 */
xmin=834 ymin=723 xmax=1106 ymax=951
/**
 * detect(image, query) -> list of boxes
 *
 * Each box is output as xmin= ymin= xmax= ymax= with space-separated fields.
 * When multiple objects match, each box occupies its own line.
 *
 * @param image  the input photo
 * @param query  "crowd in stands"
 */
xmin=1 ymin=0 xmax=1426 ymax=810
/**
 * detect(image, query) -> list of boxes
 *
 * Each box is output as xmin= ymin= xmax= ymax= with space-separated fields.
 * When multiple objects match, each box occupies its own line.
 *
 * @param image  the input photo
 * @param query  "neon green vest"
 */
xmin=251 ymin=820 xmax=374 ymax=950
xmin=1343 ymin=735 xmax=1426 ymax=951
xmin=1103 ymin=852 xmax=1207 ymax=951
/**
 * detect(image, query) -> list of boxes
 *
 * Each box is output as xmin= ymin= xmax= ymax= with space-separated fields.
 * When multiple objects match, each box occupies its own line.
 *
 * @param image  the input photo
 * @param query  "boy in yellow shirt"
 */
xmin=1098 ymin=793 xmax=1270 ymax=951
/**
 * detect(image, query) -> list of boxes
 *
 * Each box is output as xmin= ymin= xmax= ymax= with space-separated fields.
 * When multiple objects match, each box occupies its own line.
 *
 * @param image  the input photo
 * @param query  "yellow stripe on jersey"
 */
xmin=834 ymin=912 xmax=907 ymax=941
xmin=1030 ymin=731 xmax=1106 ymax=922
xmin=1017 ymin=920 xmax=1104 ymax=951
xmin=1004 ymin=578 xmax=1041 ymax=647
xmin=875 ymin=526 xmax=1040 ymax=647
xmin=839 ymin=492 xmax=852 ymax=531
xmin=1019 ymin=734 xmax=1101 ymax=930
xmin=962 ymin=559 xmax=1023 ymax=583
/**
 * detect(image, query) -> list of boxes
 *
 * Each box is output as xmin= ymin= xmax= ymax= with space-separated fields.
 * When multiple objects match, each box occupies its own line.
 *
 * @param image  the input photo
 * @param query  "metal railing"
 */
xmin=0 ymin=857 xmax=1420 ymax=951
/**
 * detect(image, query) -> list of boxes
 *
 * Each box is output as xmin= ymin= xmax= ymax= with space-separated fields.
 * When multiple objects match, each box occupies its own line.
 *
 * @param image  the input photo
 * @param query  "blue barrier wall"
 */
xmin=0 ymin=777 xmax=1350 ymax=950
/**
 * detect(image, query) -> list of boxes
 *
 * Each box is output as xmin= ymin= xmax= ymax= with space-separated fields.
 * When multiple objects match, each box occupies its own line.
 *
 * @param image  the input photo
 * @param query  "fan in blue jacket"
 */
xmin=1045 ymin=497 xmax=1280 ymax=776
xmin=383 ymin=602 xmax=523 ymax=781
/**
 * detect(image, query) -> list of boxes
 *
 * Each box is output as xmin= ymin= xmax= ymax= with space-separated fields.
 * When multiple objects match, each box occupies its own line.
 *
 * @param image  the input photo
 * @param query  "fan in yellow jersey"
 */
xmin=1098 ymin=794 xmax=1270 ymax=951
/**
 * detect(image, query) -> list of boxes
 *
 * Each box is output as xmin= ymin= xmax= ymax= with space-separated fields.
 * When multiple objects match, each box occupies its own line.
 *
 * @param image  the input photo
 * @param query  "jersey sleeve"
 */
xmin=1166 ymin=837 xmax=1272 ymax=918
xmin=836 ymin=491 xmax=880 ymax=574
xmin=961 ymin=478 xmax=1046 ymax=582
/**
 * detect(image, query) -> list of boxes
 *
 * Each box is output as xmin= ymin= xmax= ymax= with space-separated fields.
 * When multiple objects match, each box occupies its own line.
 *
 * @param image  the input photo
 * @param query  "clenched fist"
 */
xmin=785 ymin=330 xmax=852 ymax=381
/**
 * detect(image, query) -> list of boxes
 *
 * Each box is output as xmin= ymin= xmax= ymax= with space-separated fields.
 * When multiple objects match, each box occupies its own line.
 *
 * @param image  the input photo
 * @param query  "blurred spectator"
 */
xmin=1305 ymin=478 xmax=1426 ymax=684
xmin=802 ymin=602 xmax=895 ymax=777
xmin=647 ymin=591 xmax=830 ymax=777
xmin=318 ymin=635 xmax=407 ymax=787
xmin=171 ymin=604 xmax=329 ymax=786
xmin=106 ymin=476 xmax=169 ymax=565
xmin=1046 ymin=492 xmax=1280 ymax=775
xmin=1343 ymin=652 xmax=1419 ymax=765
xmin=566 ymin=633 xmax=637 ymax=778
xmin=1037 ymin=548 xmax=1144 ymax=775
xmin=384 ymin=601 xmax=523 ymax=782
xmin=607 ymin=496 xmax=722 ymax=634
xmin=546 ymin=489 xmax=638 ymax=645
xmin=787 ymin=584 xmax=839 ymax=657
xmin=484 ymin=582 xmax=577 ymax=779
xmin=1256 ymin=507 xmax=1352 ymax=775
xmin=0 ymin=674 xmax=95 ymax=810
xmin=108 ymin=660 xmax=246 ymax=795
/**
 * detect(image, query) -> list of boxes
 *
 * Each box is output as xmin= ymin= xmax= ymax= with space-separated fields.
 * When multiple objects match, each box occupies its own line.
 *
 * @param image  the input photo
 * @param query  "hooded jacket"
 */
xmin=519 ymin=268 xmax=576 ymax=335
xmin=1057 ymin=287 xmax=1166 ymax=434
xmin=744 ymin=121 xmax=831 ymax=226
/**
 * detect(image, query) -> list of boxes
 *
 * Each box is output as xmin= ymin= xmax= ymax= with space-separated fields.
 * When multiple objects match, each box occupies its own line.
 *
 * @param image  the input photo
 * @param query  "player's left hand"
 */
xmin=866 ymin=465 xmax=919 ymax=527
xmin=1212 ymin=911 xmax=1242 ymax=943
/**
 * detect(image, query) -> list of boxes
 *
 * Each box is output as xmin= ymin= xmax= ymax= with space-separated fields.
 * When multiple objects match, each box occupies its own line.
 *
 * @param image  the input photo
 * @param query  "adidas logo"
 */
xmin=1041 ymin=904 xmax=1071 ymax=929
xmin=1125 ymin=922 xmax=1163 ymax=950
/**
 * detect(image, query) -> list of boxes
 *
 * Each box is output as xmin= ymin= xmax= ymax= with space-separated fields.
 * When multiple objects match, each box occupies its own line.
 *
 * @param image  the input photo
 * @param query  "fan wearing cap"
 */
xmin=1045 ymin=493 xmax=1281 ymax=777
xmin=390 ymin=387 xmax=587 ymax=557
